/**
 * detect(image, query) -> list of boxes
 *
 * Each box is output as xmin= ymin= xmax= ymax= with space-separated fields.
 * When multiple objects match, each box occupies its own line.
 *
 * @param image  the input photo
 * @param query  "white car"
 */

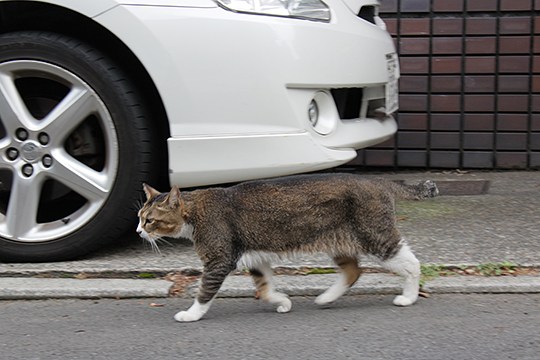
xmin=0 ymin=0 xmax=398 ymax=262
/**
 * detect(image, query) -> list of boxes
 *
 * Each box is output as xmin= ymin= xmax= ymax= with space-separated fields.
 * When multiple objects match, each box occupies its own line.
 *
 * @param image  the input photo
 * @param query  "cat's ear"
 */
xmin=166 ymin=185 xmax=183 ymax=209
xmin=143 ymin=183 xmax=160 ymax=200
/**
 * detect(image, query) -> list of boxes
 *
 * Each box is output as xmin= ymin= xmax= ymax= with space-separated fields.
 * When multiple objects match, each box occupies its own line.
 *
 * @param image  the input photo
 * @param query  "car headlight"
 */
xmin=214 ymin=0 xmax=331 ymax=22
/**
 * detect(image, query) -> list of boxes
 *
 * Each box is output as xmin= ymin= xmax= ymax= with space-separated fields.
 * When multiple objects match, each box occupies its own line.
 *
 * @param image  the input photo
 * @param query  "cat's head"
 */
xmin=136 ymin=183 xmax=186 ymax=241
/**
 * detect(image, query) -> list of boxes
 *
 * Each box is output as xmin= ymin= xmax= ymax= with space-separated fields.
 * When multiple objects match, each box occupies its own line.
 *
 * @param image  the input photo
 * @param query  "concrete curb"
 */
xmin=213 ymin=274 xmax=540 ymax=298
xmin=1 ymin=273 xmax=539 ymax=300
xmin=422 ymin=275 xmax=540 ymax=293
xmin=0 ymin=278 xmax=172 ymax=299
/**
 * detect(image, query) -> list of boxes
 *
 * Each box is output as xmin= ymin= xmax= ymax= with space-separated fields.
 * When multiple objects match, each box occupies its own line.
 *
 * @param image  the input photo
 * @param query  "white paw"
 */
xmin=314 ymin=292 xmax=334 ymax=305
xmin=314 ymin=288 xmax=344 ymax=305
xmin=174 ymin=310 xmax=202 ymax=322
xmin=393 ymin=295 xmax=416 ymax=307
xmin=276 ymin=298 xmax=292 ymax=313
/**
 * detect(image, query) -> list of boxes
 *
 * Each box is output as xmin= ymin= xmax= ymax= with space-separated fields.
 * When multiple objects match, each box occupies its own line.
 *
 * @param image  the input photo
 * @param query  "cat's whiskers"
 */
xmin=155 ymin=237 xmax=173 ymax=247
xmin=138 ymin=231 xmax=164 ymax=254
xmin=139 ymin=232 xmax=174 ymax=255
xmin=147 ymin=237 xmax=162 ymax=254
xmin=132 ymin=198 xmax=144 ymax=212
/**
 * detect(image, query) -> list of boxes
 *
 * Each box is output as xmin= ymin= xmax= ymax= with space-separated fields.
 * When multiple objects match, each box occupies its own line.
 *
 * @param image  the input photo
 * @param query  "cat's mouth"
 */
xmin=137 ymin=231 xmax=163 ymax=254
xmin=136 ymin=225 xmax=163 ymax=253
xmin=136 ymin=223 xmax=150 ymax=239
xmin=137 ymin=230 xmax=153 ymax=241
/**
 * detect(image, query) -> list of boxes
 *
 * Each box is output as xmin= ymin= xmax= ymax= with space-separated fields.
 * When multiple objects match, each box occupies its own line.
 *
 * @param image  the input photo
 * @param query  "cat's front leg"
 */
xmin=174 ymin=299 xmax=214 ymax=322
xmin=174 ymin=261 xmax=233 ymax=322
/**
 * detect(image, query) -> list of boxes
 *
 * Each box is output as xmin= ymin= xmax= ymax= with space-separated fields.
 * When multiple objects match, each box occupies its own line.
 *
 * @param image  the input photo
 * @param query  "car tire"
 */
xmin=0 ymin=31 xmax=157 ymax=262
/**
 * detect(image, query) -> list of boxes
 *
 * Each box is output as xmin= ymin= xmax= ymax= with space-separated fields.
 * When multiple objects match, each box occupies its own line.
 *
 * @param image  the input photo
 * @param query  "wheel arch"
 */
xmin=0 ymin=0 xmax=171 ymax=187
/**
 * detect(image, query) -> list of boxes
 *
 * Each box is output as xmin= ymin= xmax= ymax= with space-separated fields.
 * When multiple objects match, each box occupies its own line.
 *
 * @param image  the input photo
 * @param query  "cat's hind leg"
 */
xmin=315 ymin=256 xmax=362 ymax=305
xmin=250 ymin=263 xmax=292 ymax=313
xmin=379 ymin=242 xmax=420 ymax=306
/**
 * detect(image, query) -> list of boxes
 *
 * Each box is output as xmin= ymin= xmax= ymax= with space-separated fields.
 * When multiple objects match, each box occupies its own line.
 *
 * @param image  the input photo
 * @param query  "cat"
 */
xmin=137 ymin=173 xmax=439 ymax=322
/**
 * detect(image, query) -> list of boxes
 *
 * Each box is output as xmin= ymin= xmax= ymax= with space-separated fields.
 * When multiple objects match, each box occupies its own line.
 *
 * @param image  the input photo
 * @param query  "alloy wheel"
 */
xmin=0 ymin=60 xmax=118 ymax=243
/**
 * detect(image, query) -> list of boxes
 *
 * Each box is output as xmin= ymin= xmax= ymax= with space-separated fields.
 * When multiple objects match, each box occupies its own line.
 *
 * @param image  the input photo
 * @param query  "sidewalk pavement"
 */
xmin=0 ymin=170 xmax=539 ymax=300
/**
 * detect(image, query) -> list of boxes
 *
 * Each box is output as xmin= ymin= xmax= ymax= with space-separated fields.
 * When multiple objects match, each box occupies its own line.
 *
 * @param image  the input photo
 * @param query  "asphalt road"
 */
xmin=1 ymin=294 xmax=538 ymax=360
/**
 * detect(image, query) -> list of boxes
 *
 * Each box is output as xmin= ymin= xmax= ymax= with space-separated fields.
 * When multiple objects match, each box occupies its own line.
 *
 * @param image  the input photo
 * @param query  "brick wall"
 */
xmin=352 ymin=0 xmax=539 ymax=169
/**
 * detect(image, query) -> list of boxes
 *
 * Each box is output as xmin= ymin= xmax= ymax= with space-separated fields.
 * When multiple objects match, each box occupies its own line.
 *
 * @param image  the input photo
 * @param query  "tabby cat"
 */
xmin=137 ymin=173 xmax=439 ymax=322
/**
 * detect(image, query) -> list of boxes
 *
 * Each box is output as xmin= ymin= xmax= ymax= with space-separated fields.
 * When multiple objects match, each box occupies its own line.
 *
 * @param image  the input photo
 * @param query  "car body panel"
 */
xmin=10 ymin=0 xmax=217 ymax=17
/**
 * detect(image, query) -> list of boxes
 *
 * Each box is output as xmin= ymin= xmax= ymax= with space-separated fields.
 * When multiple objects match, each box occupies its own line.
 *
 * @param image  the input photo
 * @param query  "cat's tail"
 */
xmin=384 ymin=179 xmax=439 ymax=200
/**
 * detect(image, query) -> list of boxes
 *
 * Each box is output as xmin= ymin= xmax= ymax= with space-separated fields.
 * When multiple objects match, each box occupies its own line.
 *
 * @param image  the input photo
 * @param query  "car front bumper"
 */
xmin=96 ymin=0 xmax=398 ymax=186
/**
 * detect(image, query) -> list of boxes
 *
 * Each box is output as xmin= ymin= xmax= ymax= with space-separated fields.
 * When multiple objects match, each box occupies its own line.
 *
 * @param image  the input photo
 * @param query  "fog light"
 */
xmin=308 ymin=100 xmax=319 ymax=127
xmin=308 ymin=91 xmax=338 ymax=135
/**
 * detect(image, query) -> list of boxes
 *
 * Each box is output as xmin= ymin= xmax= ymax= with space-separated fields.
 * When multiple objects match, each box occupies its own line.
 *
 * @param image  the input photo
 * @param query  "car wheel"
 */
xmin=0 ymin=31 xmax=156 ymax=262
